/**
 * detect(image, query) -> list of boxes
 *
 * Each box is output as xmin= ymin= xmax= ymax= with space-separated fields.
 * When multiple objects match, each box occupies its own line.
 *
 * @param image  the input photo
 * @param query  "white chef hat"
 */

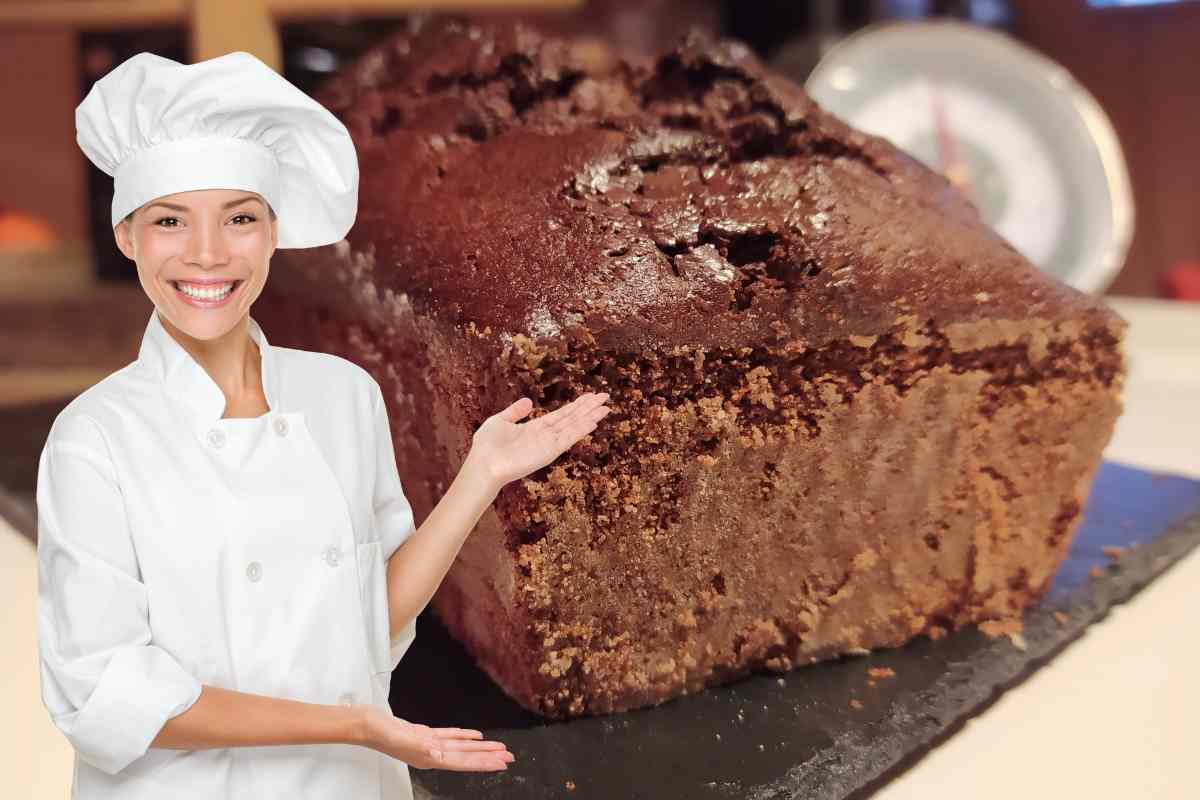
xmin=75 ymin=50 xmax=358 ymax=249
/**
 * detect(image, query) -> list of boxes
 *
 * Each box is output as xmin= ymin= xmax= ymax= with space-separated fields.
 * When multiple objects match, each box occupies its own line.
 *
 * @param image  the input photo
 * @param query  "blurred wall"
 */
xmin=0 ymin=28 xmax=86 ymax=242
xmin=1011 ymin=0 xmax=1200 ymax=297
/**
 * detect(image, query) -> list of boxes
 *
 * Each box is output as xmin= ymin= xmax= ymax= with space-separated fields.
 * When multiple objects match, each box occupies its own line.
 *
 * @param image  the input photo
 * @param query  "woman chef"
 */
xmin=36 ymin=51 xmax=610 ymax=799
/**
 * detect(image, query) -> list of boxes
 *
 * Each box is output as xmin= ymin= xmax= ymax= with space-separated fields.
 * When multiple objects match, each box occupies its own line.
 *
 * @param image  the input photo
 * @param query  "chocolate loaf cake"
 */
xmin=254 ymin=17 xmax=1126 ymax=719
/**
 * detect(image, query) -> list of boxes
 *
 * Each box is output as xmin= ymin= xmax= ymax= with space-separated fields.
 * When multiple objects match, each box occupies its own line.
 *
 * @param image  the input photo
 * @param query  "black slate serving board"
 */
xmin=391 ymin=461 xmax=1200 ymax=800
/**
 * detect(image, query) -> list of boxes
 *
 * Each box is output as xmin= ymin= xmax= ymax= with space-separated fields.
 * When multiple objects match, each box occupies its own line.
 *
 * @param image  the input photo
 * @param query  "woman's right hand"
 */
xmin=360 ymin=705 xmax=515 ymax=771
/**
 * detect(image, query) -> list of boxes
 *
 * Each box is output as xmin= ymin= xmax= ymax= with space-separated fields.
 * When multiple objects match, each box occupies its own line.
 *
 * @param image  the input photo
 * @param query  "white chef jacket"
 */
xmin=36 ymin=308 xmax=419 ymax=799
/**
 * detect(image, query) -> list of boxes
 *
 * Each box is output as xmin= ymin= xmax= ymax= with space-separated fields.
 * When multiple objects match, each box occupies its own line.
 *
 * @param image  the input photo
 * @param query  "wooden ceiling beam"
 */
xmin=0 ymin=0 xmax=581 ymax=70
xmin=0 ymin=0 xmax=581 ymax=28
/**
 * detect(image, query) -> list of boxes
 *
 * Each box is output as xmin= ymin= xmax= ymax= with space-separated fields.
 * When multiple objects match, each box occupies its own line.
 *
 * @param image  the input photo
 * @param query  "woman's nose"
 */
xmin=183 ymin=220 xmax=231 ymax=265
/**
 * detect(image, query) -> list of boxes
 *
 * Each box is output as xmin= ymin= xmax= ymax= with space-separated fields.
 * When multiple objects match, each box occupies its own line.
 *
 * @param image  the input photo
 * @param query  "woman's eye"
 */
xmin=152 ymin=215 xmax=255 ymax=227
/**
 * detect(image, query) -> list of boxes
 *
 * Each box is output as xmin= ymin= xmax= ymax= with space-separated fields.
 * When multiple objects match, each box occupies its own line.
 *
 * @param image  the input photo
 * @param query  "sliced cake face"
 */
xmin=479 ymin=324 xmax=1123 ymax=718
xmin=258 ymin=18 xmax=1126 ymax=719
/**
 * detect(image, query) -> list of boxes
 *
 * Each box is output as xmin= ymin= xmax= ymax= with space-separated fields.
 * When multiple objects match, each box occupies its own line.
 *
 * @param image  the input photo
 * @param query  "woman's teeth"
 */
xmin=175 ymin=280 xmax=237 ymax=300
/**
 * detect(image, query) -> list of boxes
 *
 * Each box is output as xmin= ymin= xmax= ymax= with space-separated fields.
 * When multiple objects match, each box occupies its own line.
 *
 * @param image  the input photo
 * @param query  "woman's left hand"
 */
xmin=468 ymin=391 xmax=611 ymax=489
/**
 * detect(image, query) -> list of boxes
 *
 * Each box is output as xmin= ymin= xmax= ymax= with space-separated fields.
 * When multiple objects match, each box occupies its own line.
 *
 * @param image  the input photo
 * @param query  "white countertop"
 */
xmin=1 ymin=296 xmax=1196 ymax=798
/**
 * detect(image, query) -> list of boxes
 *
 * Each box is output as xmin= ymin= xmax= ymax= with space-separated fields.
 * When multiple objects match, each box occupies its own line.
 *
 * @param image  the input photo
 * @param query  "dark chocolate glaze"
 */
xmin=307 ymin=16 xmax=1121 ymax=352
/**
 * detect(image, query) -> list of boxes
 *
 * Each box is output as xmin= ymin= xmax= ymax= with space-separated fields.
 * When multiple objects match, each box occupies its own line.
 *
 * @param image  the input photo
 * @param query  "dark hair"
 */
xmin=123 ymin=200 xmax=277 ymax=225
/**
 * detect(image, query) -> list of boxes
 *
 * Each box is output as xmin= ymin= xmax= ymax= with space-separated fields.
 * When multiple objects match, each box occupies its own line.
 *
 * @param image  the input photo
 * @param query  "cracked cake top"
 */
xmin=309 ymin=16 xmax=1121 ymax=352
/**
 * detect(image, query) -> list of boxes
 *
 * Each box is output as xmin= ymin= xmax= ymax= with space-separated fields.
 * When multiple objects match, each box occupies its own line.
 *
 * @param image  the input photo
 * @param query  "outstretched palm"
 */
xmin=471 ymin=391 xmax=611 ymax=487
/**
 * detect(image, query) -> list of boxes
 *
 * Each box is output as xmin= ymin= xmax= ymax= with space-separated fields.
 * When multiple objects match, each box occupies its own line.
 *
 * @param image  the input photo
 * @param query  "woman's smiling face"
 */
xmin=114 ymin=188 xmax=278 ymax=341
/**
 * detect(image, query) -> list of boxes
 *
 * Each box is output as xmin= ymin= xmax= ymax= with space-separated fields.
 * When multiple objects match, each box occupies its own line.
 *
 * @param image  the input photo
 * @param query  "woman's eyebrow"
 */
xmin=144 ymin=196 xmax=262 ymax=214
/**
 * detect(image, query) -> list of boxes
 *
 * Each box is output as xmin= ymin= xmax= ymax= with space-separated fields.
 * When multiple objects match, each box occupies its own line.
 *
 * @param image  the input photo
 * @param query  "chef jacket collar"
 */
xmin=137 ymin=308 xmax=280 ymax=427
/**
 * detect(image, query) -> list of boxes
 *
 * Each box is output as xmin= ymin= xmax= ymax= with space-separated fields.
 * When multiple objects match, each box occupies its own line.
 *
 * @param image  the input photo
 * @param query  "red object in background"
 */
xmin=0 ymin=201 xmax=58 ymax=250
xmin=1160 ymin=262 xmax=1200 ymax=301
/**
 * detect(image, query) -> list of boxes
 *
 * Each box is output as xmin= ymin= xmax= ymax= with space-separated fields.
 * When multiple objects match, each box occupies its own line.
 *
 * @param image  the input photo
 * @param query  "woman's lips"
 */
xmin=171 ymin=279 xmax=244 ymax=308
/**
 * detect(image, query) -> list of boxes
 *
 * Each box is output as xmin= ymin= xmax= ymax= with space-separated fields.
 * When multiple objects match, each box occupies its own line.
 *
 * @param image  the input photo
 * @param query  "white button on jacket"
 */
xmin=36 ymin=308 xmax=418 ymax=799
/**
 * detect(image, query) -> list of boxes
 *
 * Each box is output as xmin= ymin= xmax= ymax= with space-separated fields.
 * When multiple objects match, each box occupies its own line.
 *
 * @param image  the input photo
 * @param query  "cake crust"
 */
xmin=316 ymin=17 xmax=1118 ymax=354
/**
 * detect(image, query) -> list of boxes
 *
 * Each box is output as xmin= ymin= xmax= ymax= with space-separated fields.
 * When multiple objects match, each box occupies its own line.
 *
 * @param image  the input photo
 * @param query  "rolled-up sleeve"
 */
xmin=370 ymin=381 xmax=417 ymax=563
xmin=35 ymin=414 xmax=202 ymax=776
xmin=369 ymin=381 xmax=418 ymax=670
